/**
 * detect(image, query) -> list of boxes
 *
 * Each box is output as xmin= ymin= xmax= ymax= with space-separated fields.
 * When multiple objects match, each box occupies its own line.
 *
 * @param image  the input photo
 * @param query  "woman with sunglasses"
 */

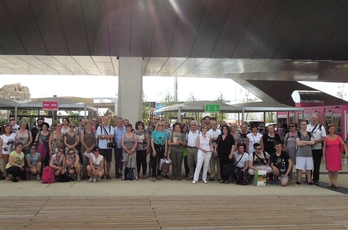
xmin=87 ymin=146 xmax=104 ymax=182
xmin=49 ymin=123 xmax=64 ymax=156
xmin=284 ymin=122 xmax=298 ymax=177
xmin=0 ymin=124 xmax=16 ymax=180
xmin=35 ymin=122 xmax=50 ymax=167
xmin=26 ymin=144 xmax=42 ymax=180
xmin=63 ymin=122 xmax=79 ymax=155
xmin=151 ymin=122 xmax=167 ymax=182
xmin=66 ymin=148 xmax=82 ymax=181
xmin=49 ymin=148 xmax=66 ymax=178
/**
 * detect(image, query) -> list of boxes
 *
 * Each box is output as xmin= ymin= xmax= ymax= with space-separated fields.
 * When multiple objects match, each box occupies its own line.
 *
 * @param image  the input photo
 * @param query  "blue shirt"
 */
xmin=114 ymin=126 xmax=126 ymax=148
xmin=151 ymin=130 xmax=167 ymax=145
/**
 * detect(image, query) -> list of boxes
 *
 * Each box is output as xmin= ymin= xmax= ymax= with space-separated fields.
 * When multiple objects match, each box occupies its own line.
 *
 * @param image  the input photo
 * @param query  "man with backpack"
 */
xmin=295 ymin=120 xmax=315 ymax=186
xmin=307 ymin=114 xmax=326 ymax=186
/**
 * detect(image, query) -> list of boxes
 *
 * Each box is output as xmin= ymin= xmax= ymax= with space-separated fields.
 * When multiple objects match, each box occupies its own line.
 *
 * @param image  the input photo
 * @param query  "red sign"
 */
xmin=42 ymin=101 xmax=59 ymax=110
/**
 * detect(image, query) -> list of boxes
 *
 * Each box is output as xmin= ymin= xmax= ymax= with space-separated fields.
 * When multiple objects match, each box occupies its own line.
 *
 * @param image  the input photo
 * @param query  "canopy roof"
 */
xmin=155 ymin=100 xmax=303 ymax=113
xmin=0 ymin=97 xmax=20 ymax=109
xmin=232 ymin=102 xmax=304 ymax=112
xmin=19 ymin=97 xmax=97 ymax=111
xmin=156 ymin=101 xmax=237 ymax=113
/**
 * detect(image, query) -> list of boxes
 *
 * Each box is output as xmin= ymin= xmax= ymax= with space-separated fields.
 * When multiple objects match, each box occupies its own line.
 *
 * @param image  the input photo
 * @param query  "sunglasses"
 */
xmin=158 ymin=124 xmax=163 ymax=126
xmin=31 ymin=148 xmax=36 ymax=150
xmin=289 ymin=125 xmax=295 ymax=127
xmin=92 ymin=120 xmax=97 ymax=122
xmin=9 ymin=119 xmax=14 ymax=121
xmin=69 ymin=152 xmax=75 ymax=155
xmin=256 ymin=148 xmax=262 ymax=150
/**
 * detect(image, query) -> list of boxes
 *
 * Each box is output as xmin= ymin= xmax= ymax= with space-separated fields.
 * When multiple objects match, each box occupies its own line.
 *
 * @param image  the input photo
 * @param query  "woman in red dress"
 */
xmin=323 ymin=125 xmax=348 ymax=188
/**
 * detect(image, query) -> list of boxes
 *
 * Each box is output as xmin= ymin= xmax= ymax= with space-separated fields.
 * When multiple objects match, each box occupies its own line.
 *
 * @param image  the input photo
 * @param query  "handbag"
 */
xmin=83 ymin=151 xmax=91 ymax=158
xmin=183 ymin=147 xmax=188 ymax=157
xmin=158 ymin=158 xmax=170 ymax=173
xmin=222 ymin=159 xmax=233 ymax=178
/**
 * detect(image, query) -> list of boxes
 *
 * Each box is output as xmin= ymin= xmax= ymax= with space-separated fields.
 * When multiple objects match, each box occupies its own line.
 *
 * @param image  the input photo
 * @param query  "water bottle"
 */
xmin=344 ymin=159 xmax=347 ymax=166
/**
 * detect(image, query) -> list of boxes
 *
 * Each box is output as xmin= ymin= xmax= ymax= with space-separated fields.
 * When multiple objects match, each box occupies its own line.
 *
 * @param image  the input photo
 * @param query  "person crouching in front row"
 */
xmin=233 ymin=143 xmax=249 ymax=185
xmin=87 ymin=146 xmax=104 ymax=182
xmin=66 ymin=148 xmax=82 ymax=182
xmin=270 ymin=142 xmax=293 ymax=186
xmin=49 ymin=148 xmax=66 ymax=179
xmin=248 ymin=143 xmax=272 ymax=178
xmin=26 ymin=144 xmax=42 ymax=181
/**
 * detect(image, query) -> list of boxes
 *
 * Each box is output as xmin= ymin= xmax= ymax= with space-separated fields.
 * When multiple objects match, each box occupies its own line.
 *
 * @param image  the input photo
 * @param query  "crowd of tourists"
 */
xmin=0 ymin=114 xmax=347 ymax=187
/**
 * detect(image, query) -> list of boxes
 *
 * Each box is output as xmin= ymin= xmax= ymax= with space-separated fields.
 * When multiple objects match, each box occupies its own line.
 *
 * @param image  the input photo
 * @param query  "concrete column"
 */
xmin=118 ymin=57 xmax=143 ymax=125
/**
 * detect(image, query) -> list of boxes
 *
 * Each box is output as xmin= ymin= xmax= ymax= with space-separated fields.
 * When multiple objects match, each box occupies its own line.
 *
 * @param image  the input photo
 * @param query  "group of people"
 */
xmin=1 ymin=114 xmax=347 ymax=187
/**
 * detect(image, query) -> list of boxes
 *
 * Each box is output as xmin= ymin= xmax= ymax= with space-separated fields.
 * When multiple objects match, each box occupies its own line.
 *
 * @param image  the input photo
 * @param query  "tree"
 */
xmin=185 ymin=93 xmax=198 ymax=121
xmin=215 ymin=92 xmax=227 ymax=123
xmin=161 ymin=92 xmax=178 ymax=121
xmin=337 ymin=83 xmax=347 ymax=100
xmin=239 ymin=90 xmax=259 ymax=121
xmin=142 ymin=92 xmax=152 ymax=126
xmin=265 ymin=112 xmax=275 ymax=123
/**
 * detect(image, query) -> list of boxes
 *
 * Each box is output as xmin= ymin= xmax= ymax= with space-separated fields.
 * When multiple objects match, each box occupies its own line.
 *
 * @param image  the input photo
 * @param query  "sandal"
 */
xmin=142 ymin=175 xmax=146 ymax=179
xmin=156 ymin=176 xmax=162 ymax=180
xmin=334 ymin=184 xmax=339 ymax=189
xmin=151 ymin=178 xmax=156 ymax=182
xmin=327 ymin=184 xmax=333 ymax=188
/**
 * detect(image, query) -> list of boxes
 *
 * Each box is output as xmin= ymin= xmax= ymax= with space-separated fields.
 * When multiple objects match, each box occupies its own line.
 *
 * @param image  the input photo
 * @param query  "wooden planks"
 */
xmin=0 ymin=196 xmax=348 ymax=229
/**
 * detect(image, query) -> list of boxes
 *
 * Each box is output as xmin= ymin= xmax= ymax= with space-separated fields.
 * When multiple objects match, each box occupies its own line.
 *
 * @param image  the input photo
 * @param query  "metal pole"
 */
xmin=178 ymin=106 xmax=181 ymax=123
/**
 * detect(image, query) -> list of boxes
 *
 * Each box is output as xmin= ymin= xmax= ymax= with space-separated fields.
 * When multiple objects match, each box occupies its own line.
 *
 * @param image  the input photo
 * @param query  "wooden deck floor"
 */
xmin=1 ymin=196 xmax=348 ymax=229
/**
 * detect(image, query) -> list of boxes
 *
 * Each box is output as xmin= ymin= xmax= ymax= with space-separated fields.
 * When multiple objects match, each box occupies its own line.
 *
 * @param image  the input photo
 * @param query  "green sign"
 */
xmin=205 ymin=104 xmax=220 ymax=112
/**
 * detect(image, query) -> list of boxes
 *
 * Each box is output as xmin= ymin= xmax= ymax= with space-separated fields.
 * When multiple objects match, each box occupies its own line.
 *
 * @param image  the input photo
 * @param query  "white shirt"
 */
xmin=246 ymin=132 xmax=263 ymax=154
xmin=207 ymin=128 xmax=221 ymax=147
xmin=197 ymin=133 xmax=211 ymax=153
xmin=96 ymin=125 xmax=114 ymax=149
xmin=307 ymin=123 xmax=326 ymax=150
xmin=187 ymin=130 xmax=200 ymax=147
xmin=233 ymin=151 xmax=249 ymax=168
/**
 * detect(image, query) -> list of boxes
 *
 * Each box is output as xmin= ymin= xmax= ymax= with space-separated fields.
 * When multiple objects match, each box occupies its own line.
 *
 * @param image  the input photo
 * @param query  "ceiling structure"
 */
xmin=1 ymin=0 xmax=348 ymax=105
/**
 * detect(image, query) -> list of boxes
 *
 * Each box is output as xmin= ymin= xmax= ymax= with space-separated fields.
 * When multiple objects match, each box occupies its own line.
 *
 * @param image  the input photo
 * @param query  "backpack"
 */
xmin=42 ymin=166 xmax=55 ymax=184
xmin=297 ymin=131 xmax=311 ymax=140
xmin=125 ymin=167 xmax=135 ymax=181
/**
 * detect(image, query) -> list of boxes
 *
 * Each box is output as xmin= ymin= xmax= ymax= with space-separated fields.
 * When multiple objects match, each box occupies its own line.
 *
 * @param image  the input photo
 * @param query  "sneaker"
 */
xmin=122 ymin=176 xmax=125 ymax=180
xmin=106 ymin=175 xmax=111 ymax=180
xmin=203 ymin=180 xmax=207 ymax=184
xmin=93 ymin=177 xmax=96 ymax=183
xmin=88 ymin=177 xmax=93 ymax=183
xmin=307 ymin=182 xmax=314 ymax=186
xmin=192 ymin=180 xmax=196 ymax=184
xmin=313 ymin=181 xmax=319 ymax=186
xmin=294 ymin=181 xmax=301 ymax=186
xmin=77 ymin=176 xmax=81 ymax=182
xmin=37 ymin=174 xmax=41 ymax=181
xmin=11 ymin=177 xmax=18 ymax=182
xmin=209 ymin=178 xmax=215 ymax=181
xmin=272 ymin=179 xmax=278 ymax=185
